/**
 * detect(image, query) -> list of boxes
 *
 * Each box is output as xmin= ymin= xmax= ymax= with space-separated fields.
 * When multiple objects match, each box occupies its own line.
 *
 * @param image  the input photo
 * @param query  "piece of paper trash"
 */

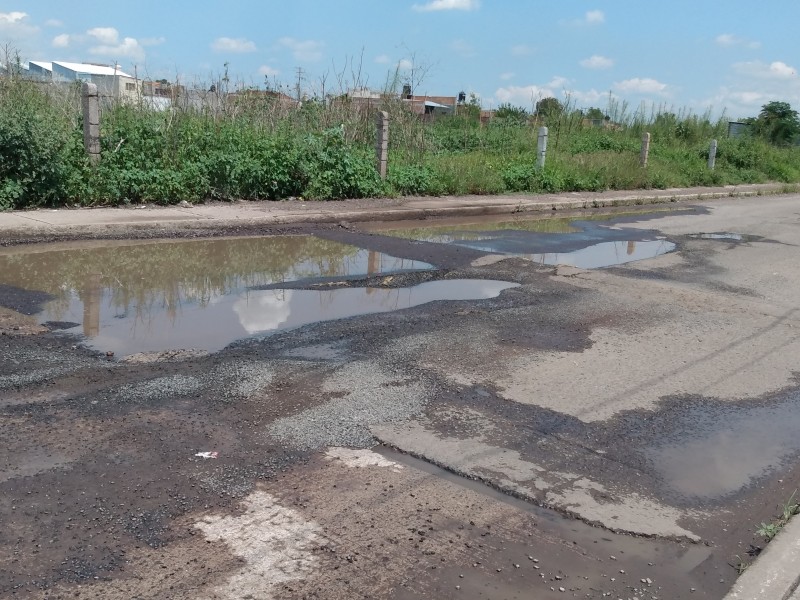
xmin=194 ymin=451 xmax=218 ymax=459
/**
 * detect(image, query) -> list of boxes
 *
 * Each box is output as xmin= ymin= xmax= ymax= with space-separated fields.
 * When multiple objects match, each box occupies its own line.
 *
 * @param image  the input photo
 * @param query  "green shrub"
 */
xmin=2 ymin=76 xmax=800 ymax=209
xmin=388 ymin=164 xmax=443 ymax=195
xmin=0 ymin=81 xmax=72 ymax=209
xmin=301 ymin=128 xmax=384 ymax=200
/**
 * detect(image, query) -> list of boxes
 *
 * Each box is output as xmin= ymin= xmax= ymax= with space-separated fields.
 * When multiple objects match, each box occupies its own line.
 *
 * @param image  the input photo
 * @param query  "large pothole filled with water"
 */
xmin=367 ymin=213 xmax=677 ymax=268
xmin=0 ymin=236 xmax=518 ymax=356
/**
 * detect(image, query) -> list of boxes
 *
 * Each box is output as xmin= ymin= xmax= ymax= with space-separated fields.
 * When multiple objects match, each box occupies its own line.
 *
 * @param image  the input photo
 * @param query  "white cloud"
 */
xmin=769 ymin=61 xmax=797 ymax=78
xmin=412 ymin=0 xmax=480 ymax=12
xmin=52 ymin=33 xmax=70 ymax=48
xmin=733 ymin=60 xmax=797 ymax=80
xmin=496 ymin=76 xmax=569 ymax=104
xmin=0 ymin=11 xmax=27 ymax=25
xmin=87 ymin=26 xmax=119 ymax=45
xmin=374 ymin=54 xmax=391 ymax=64
xmin=580 ymin=55 xmax=614 ymax=70
xmin=563 ymin=9 xmax=606 ymax=27
xmin=585 ymin=10 xmax=605 ymax=24
xmin=140 ymin=37 xmax=165 ymax=47
xmin=499 ymin=72 xmax=515 ymax=81
xmin=510 ymin=44 xmax=534 ymax=57
xmin=450 ymin=39 xmax=476 ymax=58
xmin=613 ymin=77 xmax=669 ymax=95
xmin=0 ymin=11 xmax=39 ymax=36
xmin=89 ymin=37 xmax=145 ymax=62
xmin=212 ymin=37 xmax=257 ymax=53
xmin=258 ymin=65 xmax=280 ymax=77
xmin=703 ymin=60 xmax=800 ymax=118
xmin=44 ymin=19 xmax=63 ymax=28
xmin=715 ymin=33 xmax=760 ymax=49
xmin=398 ymin=58 xmax=413 ymax=71
xmin=278 ymin=37 xmax=324 ymax=61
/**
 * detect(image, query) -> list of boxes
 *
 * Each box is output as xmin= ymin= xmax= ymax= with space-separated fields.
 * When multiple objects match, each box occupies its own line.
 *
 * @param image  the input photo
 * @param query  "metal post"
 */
xmin=375 ymin=111 xmax=389 ymax=180
xmin=640 ymin=132 xmax=651 ymax=168
xmin=537 ymin=126 xmax=548 ymax=169
xmin=708 ymin=139 xmax=718 ymax=170
xmin=82 ymin=82 xmax=101 ymax=166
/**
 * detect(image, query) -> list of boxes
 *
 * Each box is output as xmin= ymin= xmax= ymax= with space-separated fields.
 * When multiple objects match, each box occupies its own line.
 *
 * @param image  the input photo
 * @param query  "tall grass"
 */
xmin=1 ymin=74 xmax=799 ymax=209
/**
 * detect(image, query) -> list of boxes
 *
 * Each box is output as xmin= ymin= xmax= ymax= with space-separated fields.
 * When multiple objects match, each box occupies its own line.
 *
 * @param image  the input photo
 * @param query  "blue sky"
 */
xmin=1 ymin=0 xmax=798 ymax=119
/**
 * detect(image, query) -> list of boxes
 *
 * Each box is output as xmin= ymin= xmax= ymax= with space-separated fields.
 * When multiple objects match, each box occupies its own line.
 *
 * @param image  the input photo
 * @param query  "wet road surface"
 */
xmin=2 ymin=196 xmax=800 ymax=598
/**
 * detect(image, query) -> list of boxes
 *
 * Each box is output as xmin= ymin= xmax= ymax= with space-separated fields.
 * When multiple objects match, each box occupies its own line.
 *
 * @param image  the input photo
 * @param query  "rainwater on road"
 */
xmin=0 ymin=236 xmax=519 ymax=356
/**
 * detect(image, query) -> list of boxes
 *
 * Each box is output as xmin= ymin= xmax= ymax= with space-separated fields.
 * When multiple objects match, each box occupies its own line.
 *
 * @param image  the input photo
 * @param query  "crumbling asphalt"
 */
xmin=1 ymin=187 xmax=800 ymax=599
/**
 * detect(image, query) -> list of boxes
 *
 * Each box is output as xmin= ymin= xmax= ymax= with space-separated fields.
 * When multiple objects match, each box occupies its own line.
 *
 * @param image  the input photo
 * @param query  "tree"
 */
xmin=751 ymin=101 xmax=800 ymax=146
xmin=457 ymin=92 xmax=481 ymax=120
xmin=585 ymin=107 xmax=605 ymax=120
xmin=535 ymin=97 xmax=564 ymax=119
xmin=495 ymin=102 xmax=529 ymax=123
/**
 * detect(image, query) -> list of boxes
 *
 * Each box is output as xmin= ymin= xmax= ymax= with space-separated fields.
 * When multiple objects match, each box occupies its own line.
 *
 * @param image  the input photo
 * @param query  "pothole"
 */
xmin=2 ymin=236 xmax=523 ymax=357
xmin=372 ymin=214 xmax=677 ymax=268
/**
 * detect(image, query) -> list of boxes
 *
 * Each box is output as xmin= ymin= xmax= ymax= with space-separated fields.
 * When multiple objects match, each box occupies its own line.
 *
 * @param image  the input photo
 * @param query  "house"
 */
xmin=332 ymin=88 xmax=387 ymax=114
xmin=404 ymin=94 xmax=456 ymax=116
xmin=27 ymin=60 xmax=140 ymax=100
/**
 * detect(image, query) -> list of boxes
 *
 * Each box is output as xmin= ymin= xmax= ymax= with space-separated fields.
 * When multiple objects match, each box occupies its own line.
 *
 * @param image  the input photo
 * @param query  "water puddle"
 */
xmin=0 ymin=236 xmax=449 ymax=355
xmin=0 ymin=237 xmax=518 ymax=356
xmin=528 ymin=239 xmax=675 ymax=268
xmin=647 ymin=391 xmax=800 ymax=500
xmin=375 ymin=214 xmax=676 ymax=268
xmin=381 ymin=447 xmax=720 ymax=600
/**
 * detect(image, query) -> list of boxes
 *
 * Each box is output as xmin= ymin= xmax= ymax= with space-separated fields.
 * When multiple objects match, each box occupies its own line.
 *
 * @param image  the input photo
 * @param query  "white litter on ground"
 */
xmin=194 ymin=490 xmax=323 ymax=599
xmin=194 ymin=451 xmax=218 ymax=459
xmin=324 ymin=447 xmax=404 ymax=472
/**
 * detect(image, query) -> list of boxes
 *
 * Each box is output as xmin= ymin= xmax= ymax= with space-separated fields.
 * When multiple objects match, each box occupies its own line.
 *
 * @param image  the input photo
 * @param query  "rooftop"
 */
xmin=29 ymin=60 xmax=133 ymax=78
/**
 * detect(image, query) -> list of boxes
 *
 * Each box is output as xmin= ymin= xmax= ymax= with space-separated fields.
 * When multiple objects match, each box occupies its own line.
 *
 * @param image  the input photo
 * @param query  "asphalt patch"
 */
xmin=0 ymin=283 xmax=53 ymax=315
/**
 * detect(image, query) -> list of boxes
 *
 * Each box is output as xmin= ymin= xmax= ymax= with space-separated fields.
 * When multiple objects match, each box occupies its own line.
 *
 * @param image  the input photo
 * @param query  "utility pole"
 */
xmin=295 ymin=67 xmax=304 ymax=102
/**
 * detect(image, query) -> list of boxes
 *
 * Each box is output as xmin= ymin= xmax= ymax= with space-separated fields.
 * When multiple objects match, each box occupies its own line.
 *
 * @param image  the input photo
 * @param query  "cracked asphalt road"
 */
xmin=2 ymin=196 xmax=800 ymax=599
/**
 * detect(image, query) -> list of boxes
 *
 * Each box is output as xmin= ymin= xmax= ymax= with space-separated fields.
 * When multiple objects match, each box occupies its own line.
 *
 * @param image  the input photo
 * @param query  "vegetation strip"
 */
xmin=2 ymin=74 xmax=800 ymax=209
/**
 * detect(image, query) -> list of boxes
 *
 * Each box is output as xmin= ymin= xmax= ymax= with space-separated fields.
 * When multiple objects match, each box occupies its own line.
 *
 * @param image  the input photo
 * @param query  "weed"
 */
xmin=755 ymin=489 xmax=799 ymax=542
xmin=780 ymin=490 xmax=799 ymax=522
xmin=756 ymin=522 xmax=782 ymax=541
xmin=2 ymin=74 xmax=800 ymax=208
xmin=729 ymin=555 xmax=749 ymax=575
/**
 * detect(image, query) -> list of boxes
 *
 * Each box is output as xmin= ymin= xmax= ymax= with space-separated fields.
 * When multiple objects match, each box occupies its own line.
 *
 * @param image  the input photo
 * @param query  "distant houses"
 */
xmin=7 ymin=59 xmax=469 ymax=120
xmin=334 ymin=86 xmax=458 ymax=119
xmin=27 ymin=60 xmax=140 ymax=101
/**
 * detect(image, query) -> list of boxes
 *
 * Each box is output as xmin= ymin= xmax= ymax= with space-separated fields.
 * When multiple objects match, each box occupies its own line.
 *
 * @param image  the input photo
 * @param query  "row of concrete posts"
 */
xmin=80 ymin=85 xmax=720 ymax=175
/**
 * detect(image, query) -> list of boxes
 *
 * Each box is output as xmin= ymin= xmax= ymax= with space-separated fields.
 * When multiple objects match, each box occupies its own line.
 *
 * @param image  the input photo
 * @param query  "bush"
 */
xmin=388 ymin=164 xmax=443 ymax=196
xmin=301 ymin=128 xmax=384 ymax=200
xmin=0 ymin=81 xmax=73 ymax=209
xmin=2 ymin=76 xmax=800 ymax=209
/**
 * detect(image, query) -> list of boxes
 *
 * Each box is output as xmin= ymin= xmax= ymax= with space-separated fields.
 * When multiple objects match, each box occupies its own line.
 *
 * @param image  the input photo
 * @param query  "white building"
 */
xmin=27 ymin=60 xmax=140 ymax=100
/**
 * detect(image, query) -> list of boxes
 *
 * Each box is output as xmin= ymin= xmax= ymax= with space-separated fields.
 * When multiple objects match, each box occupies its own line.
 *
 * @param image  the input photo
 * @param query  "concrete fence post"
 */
xmin=708 ymin=139 xmax=718 ymax=170
xmin=82 ymin=82 xmax=101 ymax=166
xmin=640 ymin=132 xmax=651 ymax=168
xmin=537 ymin=126 xmax=549 ymax=169
xmin=375 ymin=111 xmax=389 ymax=180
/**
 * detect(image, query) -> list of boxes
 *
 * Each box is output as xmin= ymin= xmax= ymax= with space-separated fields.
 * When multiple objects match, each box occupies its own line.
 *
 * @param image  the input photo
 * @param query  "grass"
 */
xmin=729 ymin=491 xmax=798 ymax=577
xmin=2 ymin=75 xmax=800 ymax=209
xmin=756 ymin=490 xmax=799 ymax=542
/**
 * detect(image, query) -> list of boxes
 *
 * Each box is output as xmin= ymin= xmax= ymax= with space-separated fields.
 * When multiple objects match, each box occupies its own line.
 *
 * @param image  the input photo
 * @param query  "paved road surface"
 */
xmin=1 ymin=194 xmax=800 ymax=599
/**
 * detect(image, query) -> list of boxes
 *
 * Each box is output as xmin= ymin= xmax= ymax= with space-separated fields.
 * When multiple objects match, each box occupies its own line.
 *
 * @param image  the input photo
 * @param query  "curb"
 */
xmin=0 ymin=184 xmax=790 ymax=242
xmin=724 ymin=515 xmax=800 ymax=600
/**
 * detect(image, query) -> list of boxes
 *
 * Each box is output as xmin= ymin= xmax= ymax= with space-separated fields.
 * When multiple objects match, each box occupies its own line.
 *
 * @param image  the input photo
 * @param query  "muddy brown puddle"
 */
xmin=0 ymin=236 xmax=518 ymax=356
xmin=381 ymin=448 xmax=729 ymax=600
